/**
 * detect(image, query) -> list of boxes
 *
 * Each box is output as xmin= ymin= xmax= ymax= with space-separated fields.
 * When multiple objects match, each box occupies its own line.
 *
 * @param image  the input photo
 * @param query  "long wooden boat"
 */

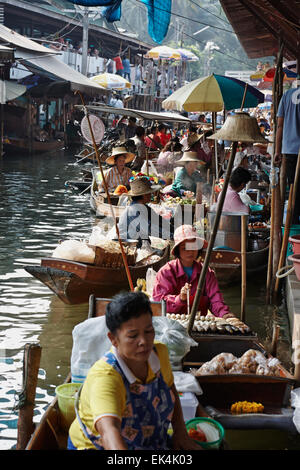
xmin=4 ymin=137 xmax=64 ymax=154
xmin=23 ymin=245 xmax=170 ymax=305
xmin=200 ymin=245 xmax=269 ymax=286
xmin=24 ymin=296 xmax=297 ymax=450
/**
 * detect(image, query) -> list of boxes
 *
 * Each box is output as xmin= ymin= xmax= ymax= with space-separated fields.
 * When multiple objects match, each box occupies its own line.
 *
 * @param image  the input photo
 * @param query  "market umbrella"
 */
xmin=145 ymin=46 xmax=181 ymax=60
xmin=162 ymin=73 xmax=265 ymax=112
xmin=176 ymin=48 xmax=199 ymax=61
xmin=90 ymin=73 xmax=132 ymax=90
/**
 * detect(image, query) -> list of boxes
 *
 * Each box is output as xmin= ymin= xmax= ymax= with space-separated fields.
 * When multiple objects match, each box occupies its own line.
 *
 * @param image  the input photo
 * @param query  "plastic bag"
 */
xmin=141 ymin=160 xmax=158 ymax=177
xmin=291 ymin=388 xmax=300 ymax=433
xmin=173 ymin=371 xmax=202 ymax=395
xmin=153 ymin=317 xmax=198 ymax=371
xmin=70 ymin=316 xmax=111 ymax=383
xmin=146 ymin=267 xmax=157 ymax=298
xmin=52 ymin=239 xmax=95 ymax=264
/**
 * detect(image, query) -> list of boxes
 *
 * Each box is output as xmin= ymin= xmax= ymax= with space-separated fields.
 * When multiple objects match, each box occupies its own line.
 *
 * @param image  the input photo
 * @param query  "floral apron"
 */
xmin=73 ymin=349 xmax=175 ymax=450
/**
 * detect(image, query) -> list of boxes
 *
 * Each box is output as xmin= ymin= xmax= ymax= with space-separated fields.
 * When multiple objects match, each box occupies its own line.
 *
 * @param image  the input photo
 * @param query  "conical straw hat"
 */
xmin=106 ymin=146 xmax=135 ymax=165
xmin=207 ymin=112 xmax=268 ymax=143
xmin=175 ymin=151 xmax=205 ymax=166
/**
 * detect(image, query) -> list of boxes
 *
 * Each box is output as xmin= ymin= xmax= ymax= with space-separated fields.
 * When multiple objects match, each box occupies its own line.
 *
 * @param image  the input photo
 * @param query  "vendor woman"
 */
xmin=68 ymin=291 xmax=201 ymax=450
xmin=98 ymin=146 xmax=134 ymax=193
xmin=170 ymin=151 xmax=204 ymax=197
xmin=152 ymin=225 xmax=235 ymax=318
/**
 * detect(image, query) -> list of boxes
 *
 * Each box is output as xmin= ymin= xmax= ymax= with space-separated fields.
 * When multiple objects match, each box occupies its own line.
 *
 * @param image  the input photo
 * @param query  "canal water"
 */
xmin=0 ymin=150 xmax=296 ymax=450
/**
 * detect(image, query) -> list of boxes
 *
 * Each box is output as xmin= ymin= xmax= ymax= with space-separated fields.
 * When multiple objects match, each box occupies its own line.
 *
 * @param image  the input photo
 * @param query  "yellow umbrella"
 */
xmin=90 ymin=73 xmax=132 ymax=90
xmin=162 ymin=74 xmax=264 ymax=112
xmin=145 ymin=46 xmax=181 ymax=60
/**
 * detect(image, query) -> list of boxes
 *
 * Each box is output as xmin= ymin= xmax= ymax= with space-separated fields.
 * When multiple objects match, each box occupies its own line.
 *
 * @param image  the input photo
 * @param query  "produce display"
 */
xmin=93 ymin=240 xmax=136 ymax=267
xmin=163 ymin=196 xmax=197 ymax=206
xmin=165 ymin=312 xmax=253 ymax=335
xmin=188 ymin=427 xmax=207 ymax=442
xmin=113 ymin=185 xmax=128 ymax=195
xmin=191 ymin=350 xmax=282 ymax=377
xmin=231 ymin=401 xmax=264 ymax=414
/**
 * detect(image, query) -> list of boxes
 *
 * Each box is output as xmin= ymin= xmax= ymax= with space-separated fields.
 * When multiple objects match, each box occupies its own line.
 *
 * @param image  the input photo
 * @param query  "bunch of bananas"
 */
xmin=134 ymin=278 xmax=147 ymax=294
xmin=231 ymin=401 xmax=264 ymax=414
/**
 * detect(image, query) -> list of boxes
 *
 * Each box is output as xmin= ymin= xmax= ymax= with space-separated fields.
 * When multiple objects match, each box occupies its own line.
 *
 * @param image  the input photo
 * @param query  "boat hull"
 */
xmin=4 ymin=137 xmax=64 ymax=154
xmin=24 ymin=247 xmax=170 ymax=304
xmin=201 ymin=245 xmax=269 ymax=286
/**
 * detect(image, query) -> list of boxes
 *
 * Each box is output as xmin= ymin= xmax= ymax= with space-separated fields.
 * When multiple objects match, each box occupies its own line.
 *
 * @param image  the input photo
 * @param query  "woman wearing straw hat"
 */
xmin=98 ymin=146 xmax=134 ymax=194
xmin=170 ymin=151 xmax=204 ymax=197
xmin=116 ymin=176 xmax=174 ymax=243
xmin=152 ymin=225 xmax=235 ymax=318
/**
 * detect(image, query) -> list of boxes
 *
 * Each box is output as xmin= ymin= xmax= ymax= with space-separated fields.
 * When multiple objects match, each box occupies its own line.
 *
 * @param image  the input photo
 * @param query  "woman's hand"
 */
xmin=179 ymin=283 xmax=191 ymax=302
xmin=172 ymin=429 xmax=203 ymax=450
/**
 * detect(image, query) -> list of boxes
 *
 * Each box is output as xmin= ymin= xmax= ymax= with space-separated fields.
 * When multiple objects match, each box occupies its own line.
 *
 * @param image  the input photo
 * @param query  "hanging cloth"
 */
xmin=141 ymin=0 xmax=172 ymax=44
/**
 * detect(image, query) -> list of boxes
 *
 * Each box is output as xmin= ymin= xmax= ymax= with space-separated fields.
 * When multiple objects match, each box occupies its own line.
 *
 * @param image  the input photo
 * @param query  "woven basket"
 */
xmin=90 ymin=241 xmax=137 ymax=267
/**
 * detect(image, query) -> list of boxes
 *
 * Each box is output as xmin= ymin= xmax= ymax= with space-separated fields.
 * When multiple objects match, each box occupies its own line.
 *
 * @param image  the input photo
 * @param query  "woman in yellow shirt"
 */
xmin=68 ymin=291 xmax=201 ymax=450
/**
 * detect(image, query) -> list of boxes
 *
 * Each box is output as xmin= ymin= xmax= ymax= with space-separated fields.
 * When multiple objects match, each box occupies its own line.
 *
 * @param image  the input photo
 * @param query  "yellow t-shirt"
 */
xmin=69 ymin=342 xmax=174 ymax=450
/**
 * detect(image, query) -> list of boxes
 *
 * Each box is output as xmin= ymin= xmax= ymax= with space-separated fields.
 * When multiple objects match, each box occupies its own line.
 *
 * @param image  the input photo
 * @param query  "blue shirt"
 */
xmin=183 ymin=266 xmax=193 ymax=279
xmin=277 ymin=87 xmax=300 ymax=154
xmin=122 ymin=58 xmax=131 ymax=74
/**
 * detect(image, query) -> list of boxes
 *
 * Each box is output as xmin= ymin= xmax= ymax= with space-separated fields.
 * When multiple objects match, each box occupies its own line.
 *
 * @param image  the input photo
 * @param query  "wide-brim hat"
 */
xmin=127 ymin=177 xmax=161 ymax=196
xmin=171 ymin=224 xmax=208 ymax=256
xmin=106 ymin=146 xmax=135 ymax=165
xmin=175 ymin=151 xmax=206 ymax=166
xmin=187 ymin=132 xmax=203 ymax=146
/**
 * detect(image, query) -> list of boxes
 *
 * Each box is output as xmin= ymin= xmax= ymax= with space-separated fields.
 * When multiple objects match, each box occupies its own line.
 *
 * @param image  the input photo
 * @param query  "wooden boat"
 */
xmin=23 ymin=244 xmax=170 ymax=305
xmin=200 ymin=244 xmax=269 ymax=287
xmin=65 ymin=180 xmax=91 ymax=192
xmin=4 ymin=137 xmax=64 ymax=154
xmin=24 ymin=296 xmax=297 ymax=450
xmin=25 ymin=297 xmax=166 ymax=451
xmin=90 ymin=190 xmax=126 ymax=218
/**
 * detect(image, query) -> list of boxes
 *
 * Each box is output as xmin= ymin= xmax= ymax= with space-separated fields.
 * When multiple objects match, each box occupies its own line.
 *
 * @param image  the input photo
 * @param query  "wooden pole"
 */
xmin=187 ymin=141 xmax=238 ymax=335
xmin=274 ymin=184 xmax=294 ymax=299
xmin=241 ymin=214 xmax=247 ymax=322
xmin=75 ymin=91 xmax=134 ymax=292
xmin=266 ymin=167 xmax=276 ymax=303
xmin=270 ymin=322 xmax=280 ymax=357
xmin=16 ymin=343 xmax=42 ymax=450
xmin=240 ymin=83 xmax=248 ymax=110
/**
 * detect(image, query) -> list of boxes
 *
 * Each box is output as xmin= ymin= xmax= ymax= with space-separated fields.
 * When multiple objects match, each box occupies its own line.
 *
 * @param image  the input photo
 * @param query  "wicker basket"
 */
xmin=90 ymin=241 xmax=137 ymax=267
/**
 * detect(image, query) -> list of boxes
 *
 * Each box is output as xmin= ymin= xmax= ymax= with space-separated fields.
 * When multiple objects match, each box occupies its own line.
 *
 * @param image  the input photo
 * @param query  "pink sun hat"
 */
xmin=171 ymin=225 xmax=208 ymax=256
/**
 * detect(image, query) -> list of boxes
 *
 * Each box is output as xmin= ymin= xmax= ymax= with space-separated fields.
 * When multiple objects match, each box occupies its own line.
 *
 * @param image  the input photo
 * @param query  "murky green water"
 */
xmin=0 ymin=150 xmax=297 ymax=450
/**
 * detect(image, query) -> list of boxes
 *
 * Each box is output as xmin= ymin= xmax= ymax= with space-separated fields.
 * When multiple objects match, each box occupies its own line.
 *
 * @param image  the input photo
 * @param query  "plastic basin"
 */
xmin=185 ymin=417 xmax=225 ymax=449
xmin=249 ymin=204 xmax=264 ymax=212
xmin=55 ymin=383 xmax=81 ymax=430
xmin=289 ymin=234 xmax=300 ymax=255
xmin=288 ymin=254 xmax=300 ymax=281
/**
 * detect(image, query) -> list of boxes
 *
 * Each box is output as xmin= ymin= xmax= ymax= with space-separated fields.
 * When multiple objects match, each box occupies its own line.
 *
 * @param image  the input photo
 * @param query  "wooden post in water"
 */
xmin=16 ymin=343 xmax=42 ymax=450
xmin=266 ymin=167 xmax=276 ymax=303
xmin=241 ymin=214 xmax=247 ymax=322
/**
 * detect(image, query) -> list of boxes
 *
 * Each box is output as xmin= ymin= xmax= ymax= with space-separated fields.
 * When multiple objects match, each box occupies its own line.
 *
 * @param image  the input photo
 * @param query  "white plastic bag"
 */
xmin=173 ymin=371 xmax=202 ymax=395
xmin=146 ymin=267 xmax=157 ymax=298
xmin=52 ymin=239 xmax=95 ymax=264
xmin=71 ymin=316 xmax=111 ymax=383
xmin=291 ymin=387 xmax=300 ymax=433
xmin=153 ymin=317 xmax=198 ymax=371
xmin=141 ymin=160 xmax=158 ymax=176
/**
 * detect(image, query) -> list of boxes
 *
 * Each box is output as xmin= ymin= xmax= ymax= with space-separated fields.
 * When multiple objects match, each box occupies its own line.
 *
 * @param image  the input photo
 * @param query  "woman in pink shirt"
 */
xmin=152 ymin=225 xmax=235 ymax=318
xmin=220 ymin=167 xmax=252 ymax=213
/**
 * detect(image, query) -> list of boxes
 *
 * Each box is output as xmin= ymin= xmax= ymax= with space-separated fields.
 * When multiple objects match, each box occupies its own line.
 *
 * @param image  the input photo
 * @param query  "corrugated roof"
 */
xmin=0 ymin=23 xmax=58 ymax=54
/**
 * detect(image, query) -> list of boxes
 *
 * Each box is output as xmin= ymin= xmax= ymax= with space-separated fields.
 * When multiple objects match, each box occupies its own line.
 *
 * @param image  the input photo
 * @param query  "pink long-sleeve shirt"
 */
xmin=152 ymin=258 xmax=230 ymax=317
xmin=219 ymin=185 xmax=249 ymax=214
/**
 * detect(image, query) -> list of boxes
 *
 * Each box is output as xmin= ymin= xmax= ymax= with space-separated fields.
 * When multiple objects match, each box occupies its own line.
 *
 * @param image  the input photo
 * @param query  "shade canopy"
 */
xmin=208 ymin=112 xmax=268 ymax=143
xmin=90 ymin=73 xmax=132 ymax=90
xmin=75 ymin=103 xmax=191 ymax=123
xmin=0 ymin=80 xmax=26 ymax=104
xmin=162 ymin=73 xmax=265 ymax=112
xmin=145 ymin=46 xmax=181 ymax=60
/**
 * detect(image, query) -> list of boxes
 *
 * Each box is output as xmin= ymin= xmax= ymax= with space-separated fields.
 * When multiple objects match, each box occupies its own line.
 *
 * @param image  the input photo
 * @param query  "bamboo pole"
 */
xmin=75 ymin=91 xmax=134 ymax=292
xmin=240 ymin=214 xmax=247 ymax=322
xmin=274 ymin=184 xmax=294 ymax=299
xmin=266 ymin=167 xmax=276 ymax=303
xmin=187 ymin=141 xmax=238 ymax=335
xmin=16 ymin=343 xmax=42 ymax=450
xmin=240 ymin=83 xmax=248 ymax=110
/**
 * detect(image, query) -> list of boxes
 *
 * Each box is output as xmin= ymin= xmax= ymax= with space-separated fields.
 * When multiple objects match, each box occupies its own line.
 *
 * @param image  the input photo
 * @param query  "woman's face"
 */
xmin=178 ymin=238 xmax=199 ymax=266
xmin=116 ymin=155 xmax=126 ymax=170
xmin=109 ymin=313 xmax=155 ymax=364
xmin=185 ymin=161 xmax=198 ymax=174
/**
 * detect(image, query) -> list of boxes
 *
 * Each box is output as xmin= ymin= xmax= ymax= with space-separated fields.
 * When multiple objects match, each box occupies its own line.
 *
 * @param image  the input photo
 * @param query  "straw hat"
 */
xmin=127 ymin=177 xmax=161 ymax=196
xmin=106 ymin=146 xmax=135 ymax=165
xmin=207 ymin=112 xmax=269 ymax=144
xmin=175 ymin=151 xmax=205 ymax=166
xmin=187 ymin=133 xmax=203 ymax=147
xmin=171 ymin=225 xmax=208 ymax=256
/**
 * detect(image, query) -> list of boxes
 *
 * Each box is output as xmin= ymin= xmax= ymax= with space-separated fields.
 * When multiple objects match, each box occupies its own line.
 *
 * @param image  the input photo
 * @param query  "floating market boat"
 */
xmin=23 ymin=244 xmax=170 ymax=305
xmin=4 ymin=137 xmax=64 ymax=154
xmin=201 ymin=244 xmax=269 ymax=287
xmin=24 ymin=300 xmax=297 ymax=450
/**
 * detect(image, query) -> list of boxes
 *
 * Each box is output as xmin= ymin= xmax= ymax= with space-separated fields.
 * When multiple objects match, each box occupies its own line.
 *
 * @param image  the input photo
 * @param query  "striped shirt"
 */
xmin=98 ymin=166 xmax=133 ymax=193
